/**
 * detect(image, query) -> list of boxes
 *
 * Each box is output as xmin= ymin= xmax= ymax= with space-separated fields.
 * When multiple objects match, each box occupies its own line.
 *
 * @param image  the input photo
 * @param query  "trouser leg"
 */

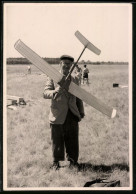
xmin=64 ymin=110 xmax=79 ymax=162
xmin=50 ymin=124 xmax=65 ymax=161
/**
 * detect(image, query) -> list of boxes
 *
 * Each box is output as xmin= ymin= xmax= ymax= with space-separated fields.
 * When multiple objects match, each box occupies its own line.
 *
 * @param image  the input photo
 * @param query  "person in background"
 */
xmin=83 ymin=64 xmax=89 ymax=84
xmin=43 ymin=55 xmax=85 ymax=170
xmin=27 ymin=65 xmax=31 ymax=74
xmin=75 ymin=65 xmax=82 ymax=85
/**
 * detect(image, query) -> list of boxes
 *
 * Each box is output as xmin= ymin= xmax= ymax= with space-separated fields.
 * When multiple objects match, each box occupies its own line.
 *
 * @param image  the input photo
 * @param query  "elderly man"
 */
xmin=43 ymin=55 xmax=85 ymax=170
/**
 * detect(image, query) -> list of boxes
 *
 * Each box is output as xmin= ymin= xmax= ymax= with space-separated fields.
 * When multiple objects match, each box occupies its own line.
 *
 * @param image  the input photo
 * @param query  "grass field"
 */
xmin=5 ymin=63 xmax=131 ymax=189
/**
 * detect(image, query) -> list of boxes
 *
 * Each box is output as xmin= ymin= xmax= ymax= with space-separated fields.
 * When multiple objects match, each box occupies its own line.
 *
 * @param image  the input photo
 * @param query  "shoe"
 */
xmin=69 ymin=161 xmax=80 ymax=169
xmin=50 ymin=161 xmax=60 ymax=170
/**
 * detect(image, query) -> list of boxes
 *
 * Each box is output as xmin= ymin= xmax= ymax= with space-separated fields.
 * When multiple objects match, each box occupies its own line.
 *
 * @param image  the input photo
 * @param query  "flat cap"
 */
xmin=60 ymin=55 xmax=74 ymax=62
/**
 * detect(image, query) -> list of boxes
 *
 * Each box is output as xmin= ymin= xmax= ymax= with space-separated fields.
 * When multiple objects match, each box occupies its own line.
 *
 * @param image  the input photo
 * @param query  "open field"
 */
xmin=5 ymin=63 xmax=130 ymax=188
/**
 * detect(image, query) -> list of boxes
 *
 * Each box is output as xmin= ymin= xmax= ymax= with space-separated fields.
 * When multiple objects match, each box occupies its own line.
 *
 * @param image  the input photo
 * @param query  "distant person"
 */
xmin=27 ymin=65 xmax=31 ymax=74
xmin=75 ymin=65 xmax=82 ymax=85
xmin=83 ymin=64 xmax=89 ymax=84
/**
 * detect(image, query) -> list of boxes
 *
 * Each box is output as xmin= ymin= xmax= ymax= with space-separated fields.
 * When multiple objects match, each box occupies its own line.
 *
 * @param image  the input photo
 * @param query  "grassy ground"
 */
xmin=5 ymin=64 xmax=130 ymax=188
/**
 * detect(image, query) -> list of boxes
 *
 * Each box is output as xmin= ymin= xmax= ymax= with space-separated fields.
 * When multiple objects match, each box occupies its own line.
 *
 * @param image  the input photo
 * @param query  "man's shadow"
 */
xmin=78 ymin=162 xmax=129 ymax=172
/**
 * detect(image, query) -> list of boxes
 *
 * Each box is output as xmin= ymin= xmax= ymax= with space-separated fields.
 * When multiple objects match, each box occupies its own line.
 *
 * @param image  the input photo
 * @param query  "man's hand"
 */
xmin=57 ymin=75 xmax=71 ymax=91
xmin=57 ymin=76 xmax=66 ymax=87
xmin=53 ymin=86 xmax=69 ymax=99
xmin=54 ymin=86 xmax=62 ymax=94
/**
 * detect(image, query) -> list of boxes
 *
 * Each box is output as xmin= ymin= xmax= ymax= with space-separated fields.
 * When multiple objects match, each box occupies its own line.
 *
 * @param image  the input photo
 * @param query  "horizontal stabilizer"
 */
xmin=75 ymin=31 xmax=101 ymax=55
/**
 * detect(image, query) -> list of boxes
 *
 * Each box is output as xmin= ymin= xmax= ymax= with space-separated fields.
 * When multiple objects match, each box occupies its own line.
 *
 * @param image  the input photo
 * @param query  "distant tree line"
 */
xmin=7 ymin=58 xmax=31 ymax=64
xmin=7 ymin=57 xmax=60 ymax=65
xmin=79 ymin=60 xmax=128 ymax=65
xmin=6 ymin=58 xmax=128 ymax=65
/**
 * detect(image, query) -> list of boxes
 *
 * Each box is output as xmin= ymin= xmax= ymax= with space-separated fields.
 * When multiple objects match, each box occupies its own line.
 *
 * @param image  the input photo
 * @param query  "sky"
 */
xmin=4 ymin=3 xmax=132 ymax=62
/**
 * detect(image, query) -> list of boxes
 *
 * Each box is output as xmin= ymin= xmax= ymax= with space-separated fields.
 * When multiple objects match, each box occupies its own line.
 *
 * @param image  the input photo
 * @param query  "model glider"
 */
xmin=14 ymin=31 xmax=116 ymax=118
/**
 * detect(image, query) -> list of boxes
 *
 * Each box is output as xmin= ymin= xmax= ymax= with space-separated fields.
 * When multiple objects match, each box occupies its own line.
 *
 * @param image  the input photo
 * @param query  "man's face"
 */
xmin=60 ymin=59 xmax=73 ymax=75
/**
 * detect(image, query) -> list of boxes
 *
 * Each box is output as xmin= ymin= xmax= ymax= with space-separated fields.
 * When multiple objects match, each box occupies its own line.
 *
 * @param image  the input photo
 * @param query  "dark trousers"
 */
xmin=50 ymin=109 xmax=79 ymax=162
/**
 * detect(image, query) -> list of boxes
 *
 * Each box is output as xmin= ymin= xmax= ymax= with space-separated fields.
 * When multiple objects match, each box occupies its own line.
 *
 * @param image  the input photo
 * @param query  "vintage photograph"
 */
xmin=3 ymin=3 xmax=132 ymax=190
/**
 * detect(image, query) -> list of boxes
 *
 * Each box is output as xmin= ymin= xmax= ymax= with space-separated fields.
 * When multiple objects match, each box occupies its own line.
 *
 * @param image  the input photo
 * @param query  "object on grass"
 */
xmin=7 ymin=95 xmax=26 ymax=105
xmin=7 ymin=106 xmax=17 ymax=111
xmin=7 ymin=99 xmax=17 ymax=106
xmin=84 ymin=178 xmax=120 ymax=187
xmin=113 ymin=83 xmax=128 ymax=88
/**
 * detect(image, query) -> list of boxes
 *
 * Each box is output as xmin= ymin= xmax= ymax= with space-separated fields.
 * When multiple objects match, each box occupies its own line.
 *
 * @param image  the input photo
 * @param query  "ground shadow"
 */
xmin=78 ymin=162 xmax=129 ymax=172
